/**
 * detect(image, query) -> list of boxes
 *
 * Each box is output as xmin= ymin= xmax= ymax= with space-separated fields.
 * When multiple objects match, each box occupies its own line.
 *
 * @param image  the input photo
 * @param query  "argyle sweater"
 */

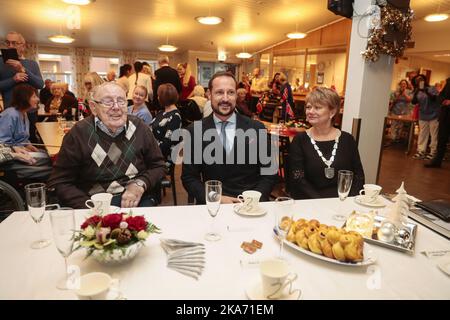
xmin=48 ymin=115 xmax=166 ymax=208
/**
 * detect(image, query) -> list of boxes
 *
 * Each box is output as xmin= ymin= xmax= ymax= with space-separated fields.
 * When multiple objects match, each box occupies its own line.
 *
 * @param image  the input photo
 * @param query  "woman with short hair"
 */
xmin=151 ymin=83 xmax=182 ymax=161
xmin=288 ymin=87 xmax=365 ymax=199
xmin=44 ymin=82 xmax=77 ymax=120
xmin=0 ymin=84 xmax=52 ymax=180
xmin=128 ymin=61 xmax=153 ymax=104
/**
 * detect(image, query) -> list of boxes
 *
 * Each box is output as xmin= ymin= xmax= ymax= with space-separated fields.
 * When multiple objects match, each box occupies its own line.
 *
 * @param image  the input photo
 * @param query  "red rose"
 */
xmin=81 ymin=215 xmax=101 ymax=229
xmin=101 ymin=213 xmax=123 ymax=229
xmin=126 ymin=216 xmax=148 ymax=232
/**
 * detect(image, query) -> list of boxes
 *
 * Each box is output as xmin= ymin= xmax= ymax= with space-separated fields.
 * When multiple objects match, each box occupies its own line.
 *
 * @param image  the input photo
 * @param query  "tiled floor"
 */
xmin=160 ymin=143 xmax=450 ymax=206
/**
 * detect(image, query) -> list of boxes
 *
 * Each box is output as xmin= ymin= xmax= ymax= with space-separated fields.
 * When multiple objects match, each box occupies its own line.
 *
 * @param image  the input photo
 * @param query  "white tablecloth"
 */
xmin=1 ymin=197 xmax=449 ymax=300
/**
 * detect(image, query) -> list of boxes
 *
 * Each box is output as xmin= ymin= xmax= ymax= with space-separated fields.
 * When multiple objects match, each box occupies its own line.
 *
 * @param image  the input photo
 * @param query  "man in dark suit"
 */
xmin=153 ymin=55 xmax=182 ymax=109
xmin=181 ymin=71 xmax=278 ymax=204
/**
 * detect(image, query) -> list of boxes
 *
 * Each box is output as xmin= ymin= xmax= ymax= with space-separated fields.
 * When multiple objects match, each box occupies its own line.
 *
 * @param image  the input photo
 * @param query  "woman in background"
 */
xmin=128 ymin=86 xmax=152 ymax=125
xmin=82 ymin=72 xmax=104 ymax=116
xmin=177 ymin=63 xmax=196 ymax=103
xmin=388 ymin=79 xmax=412 ymax=142
xmin=269 ymin=72 xmax=281 ymax=97
xmin=44 ymin=82 xmax=77 ymax=120
xmin=127 ymin=61 xmax=153 ymax=105
xmin=151 ymin=83 xmax=182 ymax=161
xmin=188 ymin=85 xmax=207 ymax=114
xmin=117 ymin=64 xmax=132 ymax=95
xmin=279 ymin=72 xmax=295 ymax=122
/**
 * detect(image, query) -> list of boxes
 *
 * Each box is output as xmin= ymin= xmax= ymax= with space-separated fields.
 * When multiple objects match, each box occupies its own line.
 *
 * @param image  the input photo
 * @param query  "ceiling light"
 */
xmin=286 ymin=32 xmax=307 ymax=39
xmin=158 ymin=44 xmax=178 ymax=52
xmin=62 ymin=0 xmax=94 ymax=4
xmin=195 ymin=16 xmax=223 ymax=25
xmin=48 ymin=35 xmax=75 ymax=44
xmin=236 ymin=52 xmax=252 ymax=59
xmin=424 ymin=13 xmax=448 ymax=22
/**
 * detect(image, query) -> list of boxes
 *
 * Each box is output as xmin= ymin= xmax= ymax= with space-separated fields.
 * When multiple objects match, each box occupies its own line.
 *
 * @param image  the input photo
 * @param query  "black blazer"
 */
xmin=181 ymin=113 xmax=278 ymax=204
xmin=153 ymin=66 xmax=182 ymax=108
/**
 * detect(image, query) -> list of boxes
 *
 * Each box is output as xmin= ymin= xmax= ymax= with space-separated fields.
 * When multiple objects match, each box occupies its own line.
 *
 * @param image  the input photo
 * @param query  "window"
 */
xmin=38 ymin=54 xmax=74 ymax=91
xmin=90 ymin=57 xmax=119 ymax=80
xmin=197 ymin=61 xmax=237 ymax=88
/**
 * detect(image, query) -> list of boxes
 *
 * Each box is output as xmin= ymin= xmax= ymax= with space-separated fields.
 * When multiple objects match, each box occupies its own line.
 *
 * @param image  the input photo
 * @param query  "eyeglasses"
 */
xmin=4 ymin=40 xmax=24 ymax=46
xmin=93 ymin=98 xmax=128 ymax=108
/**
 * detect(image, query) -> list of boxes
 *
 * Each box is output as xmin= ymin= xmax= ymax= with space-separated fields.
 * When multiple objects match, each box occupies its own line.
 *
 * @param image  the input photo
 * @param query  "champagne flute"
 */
xmin=49 ymin=208 xmax=75 ymax=290
xmin=25 ymin=183 xmax=52 ymax=249
xmin=275 ymin=197 xmax=294 ymax=259
xmin=205 ymin=180 xmax=222 ymax=242
xmin=333 ymin=170 xmax=354 ymax=221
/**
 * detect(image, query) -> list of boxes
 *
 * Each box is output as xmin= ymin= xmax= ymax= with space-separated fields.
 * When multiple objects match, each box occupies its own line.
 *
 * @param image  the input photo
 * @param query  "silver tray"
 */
xmin=344 ymin=215 xmax=417 ymax=254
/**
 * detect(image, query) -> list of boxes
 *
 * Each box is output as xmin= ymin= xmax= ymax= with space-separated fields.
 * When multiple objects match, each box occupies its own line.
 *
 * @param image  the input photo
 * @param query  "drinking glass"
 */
xmin=49 ymin=208 xmax=75 ymax=290
xmin=205 ymin=180 xmax=222 ymax=241
xmin=333 ymin=170 xmax=354 ymax=221
xmin=25 ymin=183 xmax=52 ymax=249
xmin=275 ymin=197 xmax=294 ymax=259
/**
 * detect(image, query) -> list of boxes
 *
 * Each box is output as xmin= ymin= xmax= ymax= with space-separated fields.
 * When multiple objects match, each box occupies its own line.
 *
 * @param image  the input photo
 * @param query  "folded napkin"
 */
xmin=160 ymin=238 xmax=206 ymax=280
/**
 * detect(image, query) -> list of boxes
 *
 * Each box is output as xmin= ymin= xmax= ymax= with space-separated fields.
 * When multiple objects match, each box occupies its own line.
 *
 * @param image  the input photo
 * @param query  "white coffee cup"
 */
xmin=85 ymin=193 xmax=113 ymax=216
xmin=75 ymin=272 xmax=120 ymax=300
xmin=359 ymin=184 xmax=382 ymax=203
xmin=237 ymin=190 xmax=262 ymax=212
xmin=260 ymin=259 xmax=297 ymax=299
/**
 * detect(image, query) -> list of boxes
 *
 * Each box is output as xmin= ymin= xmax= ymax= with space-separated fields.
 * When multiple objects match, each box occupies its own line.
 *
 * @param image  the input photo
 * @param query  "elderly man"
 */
xmin=48 ymin=82 xmax=166 ymax=209
xmin=106 ymin=70 xmax=116 ymax=82
xmin=0 ymin=31 xmax=44 ymax=108
xmin=181 ymin=71 xmax=278 ymax=204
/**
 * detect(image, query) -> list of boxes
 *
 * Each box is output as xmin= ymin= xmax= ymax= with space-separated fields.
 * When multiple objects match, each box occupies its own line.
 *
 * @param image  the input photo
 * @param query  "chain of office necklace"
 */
xmin=307 ymin=130 xmax=341 ymax=179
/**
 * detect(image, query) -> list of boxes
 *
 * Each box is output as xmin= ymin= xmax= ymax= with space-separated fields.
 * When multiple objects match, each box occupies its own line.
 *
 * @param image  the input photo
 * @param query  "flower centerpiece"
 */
xmin=74 ymin=212 xmax=160 ymax=264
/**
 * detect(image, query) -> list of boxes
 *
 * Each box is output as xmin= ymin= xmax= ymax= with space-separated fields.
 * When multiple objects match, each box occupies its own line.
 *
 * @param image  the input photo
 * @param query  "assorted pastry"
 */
xmin=284 ymin=218 xmax=365 ymax=263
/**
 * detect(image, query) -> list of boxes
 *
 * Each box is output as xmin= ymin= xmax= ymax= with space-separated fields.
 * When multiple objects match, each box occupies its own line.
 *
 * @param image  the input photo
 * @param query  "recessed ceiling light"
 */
xmin=286 ymin=32 xmax=307 ymax=39
xmin=48 ymin=35 xmax=75 ymax=44
xmin=62 ymin=0 xmax=94 ymax=4
xmin=424 ymin=13 xmax=448 ymax=22
xmin=195 ymin=16 xmax=223 ymax=25
xmin=158 ymin=44 xmax=178 ymax=52
xmin=236 ymin=52 xmax=252 ymax=59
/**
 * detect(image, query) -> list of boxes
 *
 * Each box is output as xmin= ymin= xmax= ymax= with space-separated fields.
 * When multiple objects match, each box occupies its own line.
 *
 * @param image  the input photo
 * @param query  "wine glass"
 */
xmin=205 ymin=180 xmax=222 ymax=242
xmin=25 ymin=183 xmax=52 ymax=249
xmin=49 ymin=208 xmax=75 ymax=290
xmin=333 ymin=170 xmax=354 ymax=221
xmin=275 ymin=197 xmax=294 ymax=259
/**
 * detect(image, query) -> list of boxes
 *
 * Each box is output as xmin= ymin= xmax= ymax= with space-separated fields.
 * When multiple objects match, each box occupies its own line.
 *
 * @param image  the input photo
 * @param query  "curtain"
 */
xmin=70 ymin=47 xmax=91 ymax=97
xmin=25 ymin=43 xmax=39 ymax=61
xmin=120 ymin=50 xmax=139 ymax=66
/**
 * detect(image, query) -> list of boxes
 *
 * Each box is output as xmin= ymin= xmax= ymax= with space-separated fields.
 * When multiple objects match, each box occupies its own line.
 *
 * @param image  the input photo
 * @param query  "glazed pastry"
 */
xmin=344 ymin=241 xmax=363 ymax=262
xmin=332 ymin=242 xmax=346 ymax=262
xmin=326 ymin=229 xmax=341 ymax=245
xmin=308 ymin=233 xmax=323 ymax=255
xmin=318 ymin=231 xmax=334 ymax=259
xmin=309 ymin=219 xmax=320 ymax=228
xmin=304 ymin=225 xmax=318 ymax=238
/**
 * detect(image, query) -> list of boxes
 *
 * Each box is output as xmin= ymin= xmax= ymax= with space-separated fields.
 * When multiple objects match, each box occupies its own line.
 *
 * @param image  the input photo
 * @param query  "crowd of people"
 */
xmin=0 ymin=30 xmax=448 ymax=213
xmin=388 ymin=74 xmax=450 ymax=167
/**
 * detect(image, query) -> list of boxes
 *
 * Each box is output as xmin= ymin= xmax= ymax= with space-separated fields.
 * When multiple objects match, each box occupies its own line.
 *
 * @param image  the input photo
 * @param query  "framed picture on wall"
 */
xmin=317 ymin=72 xmax=324 ymax=84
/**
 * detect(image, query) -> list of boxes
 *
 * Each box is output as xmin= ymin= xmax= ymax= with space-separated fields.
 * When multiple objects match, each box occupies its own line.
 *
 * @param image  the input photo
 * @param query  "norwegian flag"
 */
xmin=282 ymin=86 xmax=294 ymax=118
xmin=256 ymin=95 xmax=264 ymax=114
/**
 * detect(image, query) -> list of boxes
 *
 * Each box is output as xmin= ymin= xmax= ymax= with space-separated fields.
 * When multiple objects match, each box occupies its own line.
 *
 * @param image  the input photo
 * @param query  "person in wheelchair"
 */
xmin=0 ymin=84 xmax=52 ymax=181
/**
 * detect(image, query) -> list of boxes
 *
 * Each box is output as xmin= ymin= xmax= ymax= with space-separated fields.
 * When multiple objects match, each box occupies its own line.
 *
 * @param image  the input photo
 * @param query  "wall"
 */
xmin=391 ymin=55 xmax=450 ymax=89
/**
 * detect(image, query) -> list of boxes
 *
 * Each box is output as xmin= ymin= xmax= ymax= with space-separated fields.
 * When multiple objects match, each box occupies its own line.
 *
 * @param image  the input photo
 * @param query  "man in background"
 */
xmin=39 ymin=79 xmax=52 ymax=105
xmin=153 ymin=55 xmax=181 ymax=109
xmin=0 ymin=31 xmax=44 ymax=142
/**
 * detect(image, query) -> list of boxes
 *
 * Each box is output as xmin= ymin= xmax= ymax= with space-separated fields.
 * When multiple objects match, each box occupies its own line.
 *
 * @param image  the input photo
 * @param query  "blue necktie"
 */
xmin=220 ymin=121 xmax=229 ymax=152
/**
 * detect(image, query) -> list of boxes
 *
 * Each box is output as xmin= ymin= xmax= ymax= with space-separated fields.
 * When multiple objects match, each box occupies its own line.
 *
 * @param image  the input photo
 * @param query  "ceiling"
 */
xmin=0 ymin=0 xmax=449 ymax=58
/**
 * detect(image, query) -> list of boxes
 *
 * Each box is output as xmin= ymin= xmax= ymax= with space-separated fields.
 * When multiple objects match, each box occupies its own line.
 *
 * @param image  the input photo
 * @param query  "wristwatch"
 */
xmin=128 ymin=179 xmax=147 ymax=191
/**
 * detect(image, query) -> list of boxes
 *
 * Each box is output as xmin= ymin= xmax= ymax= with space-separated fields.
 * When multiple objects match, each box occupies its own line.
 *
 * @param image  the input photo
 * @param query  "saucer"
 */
xmin=437 ymin=258 xmax=450 ymax=276
xmin=233 ymin=204 xmax=267 ymax=217
xmin=245 ymin=281 xmax=302 ymax=300
xmin=354 ymin=195 xmax=386 ymax=208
